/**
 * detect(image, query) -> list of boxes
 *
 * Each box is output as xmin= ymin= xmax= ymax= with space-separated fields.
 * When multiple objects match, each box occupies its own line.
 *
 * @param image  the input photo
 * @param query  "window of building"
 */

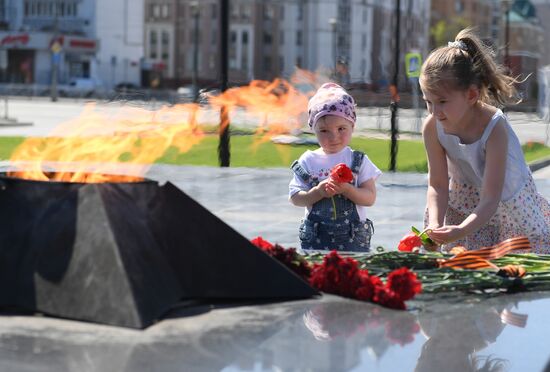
xmin=150 ymin=30 xmax=157 ymax=45
xmin=297 ymin=4 xmax=303 ymax=20
xmin=230 ymin=3 xmax=238 ymax=18
xmin=211 ymin=4 xmax=217 ymax=19
xmin=296 ymin=30 xmax=302 ymax=46
xmin=153 ymin=4 xmax=160 ymax=18
xmin=263 ymin=31 xmax=272 ymax=45
xmin=242 ymin=31 xmax=248 ymax=44
xmin=455 ymin=0 xmax=463 ymax=14
xmin=241 ymin=4 xmax=251 ymax=20
xmin=162 ymin=30 xmax=169 ymax=45
xmin=161 ymin=4 xmax=169 ymax=18
xmin=211 ymin=29 xmax=217 ymax=45
xmin=190 ymin=28 xmax=201 ymax=44
xmin=279 ymin=56 xmax=284 ymax=72
xmin=296 ymin=56 xmax=302 ymax=68
xmin=263 ymin=4 xmax=274 ymax=20
xmin=264 ymin=56 xmax=271 ymax=72
xmin=279 ymin=30 xmax=284 ymax=45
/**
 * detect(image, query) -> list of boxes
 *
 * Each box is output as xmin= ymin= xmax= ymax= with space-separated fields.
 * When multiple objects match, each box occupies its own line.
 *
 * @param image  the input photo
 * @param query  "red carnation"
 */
xmin=386 ymin=267 xmax=422 ymax=301
xmin=251 ymin=237 xmax=311 ymax=281
xmin=330 ymin=163 xmax=353 ymax=183
xmin=328 ymin=163 xmax=353 ymax=220
xmin=374 ymin=287 xmax=406 ymax=310
xmin=398 ymin=232 xmax=422 ymax=252
xmin=251 ymin=236 xmax=274 ymax=251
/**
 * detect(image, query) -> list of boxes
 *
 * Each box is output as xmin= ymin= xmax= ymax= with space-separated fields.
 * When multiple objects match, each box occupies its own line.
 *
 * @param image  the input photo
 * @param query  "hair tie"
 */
xmin=447 ymin=40 xmax=467 ymax=51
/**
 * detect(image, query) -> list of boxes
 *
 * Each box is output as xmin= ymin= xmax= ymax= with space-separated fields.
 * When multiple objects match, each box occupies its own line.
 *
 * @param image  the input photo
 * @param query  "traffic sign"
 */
xmin=405 ymin=52 xmax=422 ymax=78
xmin=51 ymin=41 xmax=62 ymax=54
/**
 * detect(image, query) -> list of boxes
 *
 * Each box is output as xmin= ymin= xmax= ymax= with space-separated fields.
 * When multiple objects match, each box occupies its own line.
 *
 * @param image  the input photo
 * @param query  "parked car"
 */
xmin=115 ymin=82 xmax=139 ymax=92
xmin=58 ymin=78 xmax=102 ymax=98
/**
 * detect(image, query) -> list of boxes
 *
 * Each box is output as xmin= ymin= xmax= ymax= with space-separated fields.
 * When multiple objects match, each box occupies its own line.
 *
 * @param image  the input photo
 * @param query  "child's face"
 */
xmin=314 ymin=115 xmax=354 ymax=154
xmin=420 ymin=84 xmax=478 ymax=132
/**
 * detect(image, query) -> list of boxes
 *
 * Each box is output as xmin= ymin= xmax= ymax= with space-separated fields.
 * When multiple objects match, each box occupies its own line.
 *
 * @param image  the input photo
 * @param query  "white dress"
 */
xmin=427 ymin=109 xmax=550 ymax=253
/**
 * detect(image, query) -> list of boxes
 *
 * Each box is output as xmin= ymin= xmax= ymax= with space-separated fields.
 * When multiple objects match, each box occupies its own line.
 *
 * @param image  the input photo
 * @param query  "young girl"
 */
xmin=289 ymin=83 xmax=381 ymax=252
xmin=420 ymin=28 xmax=550 ymax=253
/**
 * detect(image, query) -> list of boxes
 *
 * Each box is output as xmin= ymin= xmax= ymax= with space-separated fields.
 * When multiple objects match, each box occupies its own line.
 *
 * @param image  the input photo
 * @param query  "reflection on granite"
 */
xmin=0 ymin=292 xmax=549 ymax=371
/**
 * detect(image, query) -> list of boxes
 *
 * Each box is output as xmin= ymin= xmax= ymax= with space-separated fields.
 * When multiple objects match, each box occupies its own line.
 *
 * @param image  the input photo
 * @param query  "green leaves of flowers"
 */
xmin=411 ymin=226 xmax=435 ymax=246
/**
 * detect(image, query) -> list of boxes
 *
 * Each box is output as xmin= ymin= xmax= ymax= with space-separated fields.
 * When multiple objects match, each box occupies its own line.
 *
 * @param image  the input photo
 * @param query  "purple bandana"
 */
xmin=308 ymin=83 xmax=356 ymax=129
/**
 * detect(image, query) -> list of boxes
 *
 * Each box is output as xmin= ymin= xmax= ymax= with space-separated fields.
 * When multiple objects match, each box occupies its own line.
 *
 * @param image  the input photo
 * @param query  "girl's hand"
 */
xmin=427 ymin=225 xmax=464 ymax=245
xmin=421 ymin=225 xmax=440 ymax=251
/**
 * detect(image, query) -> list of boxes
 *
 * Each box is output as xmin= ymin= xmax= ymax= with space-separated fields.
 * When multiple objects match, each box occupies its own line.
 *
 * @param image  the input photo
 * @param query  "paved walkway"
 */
xmin=145 ymin=164 xmax=550 ymax=250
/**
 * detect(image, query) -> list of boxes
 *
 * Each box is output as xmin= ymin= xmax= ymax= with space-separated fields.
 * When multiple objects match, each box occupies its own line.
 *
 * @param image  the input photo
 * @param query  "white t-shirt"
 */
xmin=289 ymin=146 xmax=382 ymax=221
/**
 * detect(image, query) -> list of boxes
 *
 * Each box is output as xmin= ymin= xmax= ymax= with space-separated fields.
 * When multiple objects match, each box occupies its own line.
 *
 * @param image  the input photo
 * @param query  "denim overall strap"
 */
xmin=351 ymin=150 xmax=365 ymax=175
xmin=291 ymin=160 xmax=318 ymax=186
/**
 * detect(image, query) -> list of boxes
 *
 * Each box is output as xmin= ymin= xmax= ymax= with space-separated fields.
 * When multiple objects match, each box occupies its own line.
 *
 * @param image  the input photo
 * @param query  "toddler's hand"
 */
xmin=325 ymin=178 xmax=349 ymax=196
xmin=315 ymin=179 xmax=335 ymax=198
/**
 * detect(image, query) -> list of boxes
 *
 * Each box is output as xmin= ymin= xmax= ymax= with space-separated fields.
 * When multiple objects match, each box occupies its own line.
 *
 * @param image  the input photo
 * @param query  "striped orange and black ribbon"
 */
xmin=438 ymin=236 xmax=531 ymax=270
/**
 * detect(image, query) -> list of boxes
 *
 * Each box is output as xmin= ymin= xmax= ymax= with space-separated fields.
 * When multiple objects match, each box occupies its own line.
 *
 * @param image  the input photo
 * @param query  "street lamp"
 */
xmin=190 ymin=1 xmax=200 ymax=102
xmin=328 ymin=18 xmax=337 ymax=80
xmin=502 ymin=0 xmax=511 ymax=71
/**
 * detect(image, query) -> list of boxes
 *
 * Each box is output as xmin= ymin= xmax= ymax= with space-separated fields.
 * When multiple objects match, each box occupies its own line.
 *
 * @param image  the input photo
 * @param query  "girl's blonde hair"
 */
xmin=420 ymin=28 xmax=520 ymax=106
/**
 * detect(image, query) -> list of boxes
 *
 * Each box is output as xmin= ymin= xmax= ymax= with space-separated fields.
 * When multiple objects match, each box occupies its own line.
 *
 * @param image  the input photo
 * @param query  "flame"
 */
xmin=209 ymin=78 xmax=311 ymax=136
xmin=8 ymin=68 xmax=333 ymax=183
xmin=9 ymin=102 xmax=203 ymax=183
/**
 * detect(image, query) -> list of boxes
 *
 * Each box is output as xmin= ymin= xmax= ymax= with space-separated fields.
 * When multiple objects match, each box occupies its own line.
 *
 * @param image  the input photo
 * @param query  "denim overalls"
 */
xmin=291 ymin=150 xmax=374 ymax=252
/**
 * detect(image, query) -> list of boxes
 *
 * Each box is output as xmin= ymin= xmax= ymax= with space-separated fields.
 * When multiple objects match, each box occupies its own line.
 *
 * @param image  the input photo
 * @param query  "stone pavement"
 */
xmin=146 ymin=164 xmax=550 ymax=251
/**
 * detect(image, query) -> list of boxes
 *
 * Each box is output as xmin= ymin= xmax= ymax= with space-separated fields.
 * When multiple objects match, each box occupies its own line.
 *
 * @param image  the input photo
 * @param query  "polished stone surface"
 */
xmin=1 ymin=292 xmax=550 ymax=372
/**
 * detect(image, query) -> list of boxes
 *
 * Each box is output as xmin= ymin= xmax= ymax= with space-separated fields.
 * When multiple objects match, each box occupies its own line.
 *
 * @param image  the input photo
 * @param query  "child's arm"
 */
xmin=429 ymin=119 xmax=508 ymax=244
xmin=423 ymin=115 xmax=449 ymax=230
xmin=326 ymin=178 xmax=376 ymax=206
xmin=290 ymin=178 xmax=334 ymax=207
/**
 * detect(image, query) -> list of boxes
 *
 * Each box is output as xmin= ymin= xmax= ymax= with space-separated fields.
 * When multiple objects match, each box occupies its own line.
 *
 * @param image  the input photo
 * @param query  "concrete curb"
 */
xmin=529 ymin=156 xmax=550 ymax=172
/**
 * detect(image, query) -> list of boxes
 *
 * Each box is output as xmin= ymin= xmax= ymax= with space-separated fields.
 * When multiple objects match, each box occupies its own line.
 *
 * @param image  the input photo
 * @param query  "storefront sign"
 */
xmin=1 ymin=34 xmax=30 ymax=46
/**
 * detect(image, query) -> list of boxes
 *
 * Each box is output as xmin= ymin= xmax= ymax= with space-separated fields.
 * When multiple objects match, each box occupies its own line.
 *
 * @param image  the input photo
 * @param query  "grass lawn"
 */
xmin=1 ymin=134 xmax=549 ymax=173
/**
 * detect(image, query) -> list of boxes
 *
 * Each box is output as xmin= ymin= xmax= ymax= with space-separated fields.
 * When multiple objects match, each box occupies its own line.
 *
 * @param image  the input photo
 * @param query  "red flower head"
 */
xmin=386 ymin=267 xmax=422 ymax=301
xmin=330 ymin=163 xmax=353 ymax=183
xmin=374 ymin=287 xmax=406 ymax=310
xmin=398 ymin=232 xmax=422 ymax=252
xmin=251 ymin=236 xmax=274 ymax=251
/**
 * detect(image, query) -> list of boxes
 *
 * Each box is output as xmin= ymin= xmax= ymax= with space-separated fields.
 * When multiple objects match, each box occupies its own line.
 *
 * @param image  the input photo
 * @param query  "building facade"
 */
xmin=144 ymin=0 xmax=431 ymax=92
xmin=0 ymin=0 xmax=143 ymax=88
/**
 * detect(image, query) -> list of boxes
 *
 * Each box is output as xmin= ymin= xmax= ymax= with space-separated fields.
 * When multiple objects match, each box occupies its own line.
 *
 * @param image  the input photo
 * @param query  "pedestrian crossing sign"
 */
xmin=51 ymin=41 xmax=62 ymax=54
xmin=405 ymin=52 xmax=422 ymax=78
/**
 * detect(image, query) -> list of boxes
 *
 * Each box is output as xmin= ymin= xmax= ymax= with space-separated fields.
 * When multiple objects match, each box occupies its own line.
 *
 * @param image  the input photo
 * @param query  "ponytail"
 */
xmin=420 ymin=28 xmax=521 ymax=106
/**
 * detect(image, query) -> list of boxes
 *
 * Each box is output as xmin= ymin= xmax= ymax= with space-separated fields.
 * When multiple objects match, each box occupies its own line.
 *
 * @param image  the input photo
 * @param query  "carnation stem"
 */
xmin=331 ymin=196 xmax=337 ymax=220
